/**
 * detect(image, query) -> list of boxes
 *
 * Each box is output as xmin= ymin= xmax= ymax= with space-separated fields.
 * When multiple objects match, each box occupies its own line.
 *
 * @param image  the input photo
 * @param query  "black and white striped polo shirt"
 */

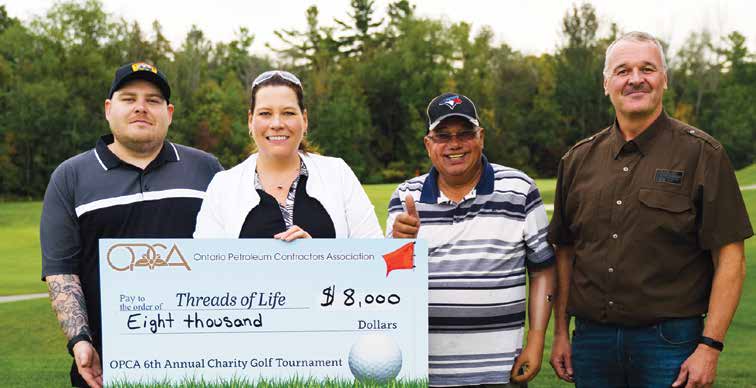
xmin=40 ymin=134 xmax=222 ymax=364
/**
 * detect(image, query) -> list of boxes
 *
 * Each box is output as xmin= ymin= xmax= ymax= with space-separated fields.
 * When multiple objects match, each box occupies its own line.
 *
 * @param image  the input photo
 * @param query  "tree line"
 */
xmin=0 ymin=0 xmax=753 ymax=197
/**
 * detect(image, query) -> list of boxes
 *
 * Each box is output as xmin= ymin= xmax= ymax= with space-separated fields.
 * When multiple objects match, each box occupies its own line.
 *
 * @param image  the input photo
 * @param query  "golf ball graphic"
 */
xmin=348 ymin=333 xmax=403 ymax=383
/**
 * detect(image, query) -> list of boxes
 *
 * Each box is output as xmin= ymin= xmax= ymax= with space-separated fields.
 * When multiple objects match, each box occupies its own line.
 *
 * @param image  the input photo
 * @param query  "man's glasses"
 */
xmin=426 ymin=129 xmax=480 ymax=144
xmin=252 ymin=70 xmax=302 ymax=87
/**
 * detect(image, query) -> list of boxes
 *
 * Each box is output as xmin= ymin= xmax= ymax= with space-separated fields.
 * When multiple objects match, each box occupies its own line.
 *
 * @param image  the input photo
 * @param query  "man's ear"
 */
xmin=104 ymin=99 xmax=112 ymax=120
xmin=663 ymin=72 xmax=668 ymax=90
xmin=603 ymin=77 xmax=610 ymax=96
xmin=166 ymin=103 xmax=174 ymax=126
xmin=423 ymin=134 xmax=432 ymax=156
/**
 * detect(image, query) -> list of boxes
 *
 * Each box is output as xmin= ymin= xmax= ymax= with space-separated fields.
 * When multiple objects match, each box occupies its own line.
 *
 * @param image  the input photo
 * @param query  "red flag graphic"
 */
xmin=383 ymin=242 xmax=415 ymax=277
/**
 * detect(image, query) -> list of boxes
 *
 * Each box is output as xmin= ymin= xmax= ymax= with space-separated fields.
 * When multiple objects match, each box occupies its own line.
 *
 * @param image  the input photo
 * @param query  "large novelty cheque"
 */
xmin=99 ymin=239 xmax=428 ymax=385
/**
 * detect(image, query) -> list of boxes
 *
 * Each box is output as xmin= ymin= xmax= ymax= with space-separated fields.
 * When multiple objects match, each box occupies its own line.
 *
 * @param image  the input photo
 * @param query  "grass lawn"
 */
xmin=0 ymin=298 xmax=71 ymax=387
xmin=1 ymin=166 xmax=753 ymax=387
xmin=363 ymin=183 xmax=400 ymax=231
xmin=0 ymin=201 xmax=45 ymax=295
xmin=535 ymin=178 xmax=556 ymax=207
xmin=737 ymin=163 xmax=756 ymax=186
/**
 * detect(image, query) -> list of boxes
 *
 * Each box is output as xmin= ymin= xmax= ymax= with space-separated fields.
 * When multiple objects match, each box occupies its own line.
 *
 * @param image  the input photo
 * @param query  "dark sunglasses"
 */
xmin=252 ymin=70 xmax=302 ymax=87
xmin=426 ymin=128 xmax=480 ymax=144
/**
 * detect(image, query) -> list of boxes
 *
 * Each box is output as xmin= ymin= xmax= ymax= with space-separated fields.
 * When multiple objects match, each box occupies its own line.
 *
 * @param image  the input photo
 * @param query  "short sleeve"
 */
xmin=547 ymin=157 xmax=574 ymax=246
xmin=523 ymin=182 xmax=555 ymax=270
xmin=698 ymin=147 xmax=753 ymax=249
xmin=40 ymin=164 xmax=81 ymax=279
xmin=209 ymin=155 xmax=224 ymax=175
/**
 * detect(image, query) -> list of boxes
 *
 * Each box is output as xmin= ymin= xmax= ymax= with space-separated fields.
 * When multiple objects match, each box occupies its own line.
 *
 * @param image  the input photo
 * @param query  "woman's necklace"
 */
xmin=259 ymin=166 xmax=300 ymax=191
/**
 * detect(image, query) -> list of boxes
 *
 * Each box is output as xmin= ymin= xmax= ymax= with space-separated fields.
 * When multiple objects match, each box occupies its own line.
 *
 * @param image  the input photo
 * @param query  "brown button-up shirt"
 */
xmin=548 ymin=111 xmax=753 ymax=326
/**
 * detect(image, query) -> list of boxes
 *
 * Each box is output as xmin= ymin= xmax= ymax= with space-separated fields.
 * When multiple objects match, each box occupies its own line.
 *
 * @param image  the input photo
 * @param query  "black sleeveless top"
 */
xmin=239 ymin=175 xmax=336 ymax=238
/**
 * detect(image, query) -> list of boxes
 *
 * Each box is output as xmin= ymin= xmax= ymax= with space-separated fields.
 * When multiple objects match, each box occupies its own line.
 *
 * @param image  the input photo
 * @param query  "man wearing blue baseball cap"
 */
xmin=41 ymin=62 xmax=224 ymax=387
xmin=388 ymin=92 xmax=556 ymax=387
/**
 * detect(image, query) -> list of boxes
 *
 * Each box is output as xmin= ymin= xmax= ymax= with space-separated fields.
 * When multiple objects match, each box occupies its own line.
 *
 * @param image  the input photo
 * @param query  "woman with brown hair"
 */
xmin=194 ymin=70 xmax=381 ymax=239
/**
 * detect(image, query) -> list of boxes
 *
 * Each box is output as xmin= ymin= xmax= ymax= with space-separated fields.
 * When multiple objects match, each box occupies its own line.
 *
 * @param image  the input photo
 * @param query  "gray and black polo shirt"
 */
xmin=40 ymin=134 xmax=222 ymax=361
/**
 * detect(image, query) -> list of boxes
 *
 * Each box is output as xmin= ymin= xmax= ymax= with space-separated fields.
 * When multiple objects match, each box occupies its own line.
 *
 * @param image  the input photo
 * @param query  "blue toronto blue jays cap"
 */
xmin=426 ymin=92 xmax=480 ymax=131
xmin=108 ymin=62 xmax=171 ymax=103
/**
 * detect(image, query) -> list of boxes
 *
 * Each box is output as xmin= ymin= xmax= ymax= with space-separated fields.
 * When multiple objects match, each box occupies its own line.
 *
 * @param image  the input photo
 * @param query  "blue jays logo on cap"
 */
xmin=440 ymin=95 xmax=463 ymax=110
xmin=427 ymin=92 xmax=480 ymax=131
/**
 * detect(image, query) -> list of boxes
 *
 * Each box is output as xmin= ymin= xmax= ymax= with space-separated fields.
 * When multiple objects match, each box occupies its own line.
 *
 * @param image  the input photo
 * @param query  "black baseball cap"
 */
xmin=108 ymin=62 xmax=171 ymax=103
xmin=426 ymin=92 xmax=480 ymax=131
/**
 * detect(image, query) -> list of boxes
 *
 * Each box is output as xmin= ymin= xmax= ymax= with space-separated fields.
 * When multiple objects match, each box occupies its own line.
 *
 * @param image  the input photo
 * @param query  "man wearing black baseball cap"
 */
xmin=41 ymin=62 xmax=223 ymax=387
xmin=425 ymin=92 xmax=480 ymax=131
xmin=108 ymin=62 xmax=172 ymax=103
xmin=386 ymin=93 xmax=556 ymax=386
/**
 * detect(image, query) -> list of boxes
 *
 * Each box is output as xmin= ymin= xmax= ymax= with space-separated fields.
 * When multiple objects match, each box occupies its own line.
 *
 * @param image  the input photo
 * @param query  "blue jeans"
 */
xmin=571 ymin=317 xmax=703 ymax=388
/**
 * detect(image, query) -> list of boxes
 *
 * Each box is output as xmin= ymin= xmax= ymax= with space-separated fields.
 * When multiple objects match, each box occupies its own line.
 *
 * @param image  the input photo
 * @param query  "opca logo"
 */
xmin=106 ymin=243 xmax=191 ymax=272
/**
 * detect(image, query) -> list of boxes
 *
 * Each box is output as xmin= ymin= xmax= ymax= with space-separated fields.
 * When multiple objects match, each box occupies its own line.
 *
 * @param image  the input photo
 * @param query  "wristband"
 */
xmin=699 ymin=336 xmax=724 ymax=352
xmin=67 ymin=332 xmax=93 ymax=357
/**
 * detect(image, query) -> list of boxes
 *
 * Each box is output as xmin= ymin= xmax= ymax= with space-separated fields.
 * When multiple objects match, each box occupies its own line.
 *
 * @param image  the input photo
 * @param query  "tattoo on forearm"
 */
xmin=47 ymin=275 xmax=91 ymax=340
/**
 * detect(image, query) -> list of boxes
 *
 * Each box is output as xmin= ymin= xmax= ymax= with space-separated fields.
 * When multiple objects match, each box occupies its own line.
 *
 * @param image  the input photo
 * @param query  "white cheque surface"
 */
xmin=99 ymin=238 xmax=428 ymax=384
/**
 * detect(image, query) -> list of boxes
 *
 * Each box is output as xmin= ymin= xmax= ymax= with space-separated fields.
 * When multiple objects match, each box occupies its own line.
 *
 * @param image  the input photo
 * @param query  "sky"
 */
xmin=3 ymin=0 xmax=755 ymax=58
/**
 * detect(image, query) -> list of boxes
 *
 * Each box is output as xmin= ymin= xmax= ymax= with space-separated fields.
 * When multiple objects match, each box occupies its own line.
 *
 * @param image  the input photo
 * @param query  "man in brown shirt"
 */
xmin=548 ymin=31 xmax=753 ymax=387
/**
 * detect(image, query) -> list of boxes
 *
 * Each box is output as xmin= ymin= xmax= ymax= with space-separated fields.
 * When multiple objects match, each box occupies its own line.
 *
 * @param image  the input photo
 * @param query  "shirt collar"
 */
xmin=610 ymin=110 xmax=669 ymax=159
xmin=419 ymin=154 xmax=494 ymax=204
xmin=94 ymin=134 xmax=179 ymax=171
xmin=437 ymin=187 xmax=477 ymax=205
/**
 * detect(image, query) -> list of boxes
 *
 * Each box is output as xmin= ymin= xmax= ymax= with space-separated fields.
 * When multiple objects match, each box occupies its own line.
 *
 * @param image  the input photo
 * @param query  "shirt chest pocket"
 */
xmin=637 ymin=188 xmax=696 ymax=239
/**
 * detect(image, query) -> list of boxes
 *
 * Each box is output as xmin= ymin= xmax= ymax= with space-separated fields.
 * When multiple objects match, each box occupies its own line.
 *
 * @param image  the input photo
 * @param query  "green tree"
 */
xmin=356 ymin=15 xmax=453 ymax=178
xmin=0 ymin=0 xmax=116 ymax=196
xmin=709 ymin=32 xmax=755 ymax=168
xmin=272 ymin=5 xmax=342 ymax=71
xmin=307 ymin=71 xmax=376 ymax=178
xmin=185 ymin=71 xmax=249 ymax=168
xmin=553 ymin=3 xmax=612 ymax=147
xmin=489 ymin=50 xmax=563 ymax=176
xmin=2 ymin=0 xmax=754 ymax=197
xmin=670 ymin=30 xmax=721 ymax=124
xmin=335 ymin=0 xmax=384 ymax=57
xmin=210 ymin=27 xmax=270 ymax=87
xmin=0 ymin=5 xmax=19 ymax=33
